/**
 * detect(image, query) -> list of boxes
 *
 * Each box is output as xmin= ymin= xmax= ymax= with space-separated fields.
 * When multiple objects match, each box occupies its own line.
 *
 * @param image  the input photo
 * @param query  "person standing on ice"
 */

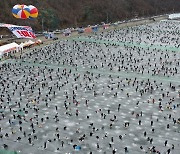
xmin=124 ymin=147 xmax=128 ymax=153
xmin=164 ymin=140 xmax=168 ymax=146
xmin=44 ymin=141 xmax=47 ymax=149
xmin=167 ymin=148 xmax=171 ymax=154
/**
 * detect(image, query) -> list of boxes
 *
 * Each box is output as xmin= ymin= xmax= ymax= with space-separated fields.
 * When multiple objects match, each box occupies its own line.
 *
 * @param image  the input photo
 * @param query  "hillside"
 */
xmin=0 ymin=0 xmax=180 ymax=32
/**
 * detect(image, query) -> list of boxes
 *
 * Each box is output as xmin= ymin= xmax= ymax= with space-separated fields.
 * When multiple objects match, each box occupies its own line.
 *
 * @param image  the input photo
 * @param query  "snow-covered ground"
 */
xmin=0 ymin=20 xmax=180 ymax=154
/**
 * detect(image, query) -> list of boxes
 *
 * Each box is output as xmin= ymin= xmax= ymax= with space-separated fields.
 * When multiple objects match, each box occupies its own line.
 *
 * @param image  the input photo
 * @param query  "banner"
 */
xmin=0 ymin=23 xmax=36 ymax=39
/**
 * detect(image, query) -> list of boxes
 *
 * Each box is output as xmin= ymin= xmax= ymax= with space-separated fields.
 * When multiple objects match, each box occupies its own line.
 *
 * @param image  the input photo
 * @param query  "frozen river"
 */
xmin=0 ymin=20 xmax=180 ymax=154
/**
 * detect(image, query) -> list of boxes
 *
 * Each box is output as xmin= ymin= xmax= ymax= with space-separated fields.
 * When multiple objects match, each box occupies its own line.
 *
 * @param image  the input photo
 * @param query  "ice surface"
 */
xmin=0 ymin=20 xmax=180 ymax=154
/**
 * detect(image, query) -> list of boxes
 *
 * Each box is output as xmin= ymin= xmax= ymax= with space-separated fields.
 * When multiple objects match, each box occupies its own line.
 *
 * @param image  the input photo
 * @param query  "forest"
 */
xmin=0 ymin=0 xmax=179 ymax=32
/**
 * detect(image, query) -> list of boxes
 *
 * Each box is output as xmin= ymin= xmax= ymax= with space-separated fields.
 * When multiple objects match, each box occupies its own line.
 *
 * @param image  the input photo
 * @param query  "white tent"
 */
xmin=169 ymin=13 xmax=180 ymax=20
xmin=19 ymin=42 xmax=24 ymax=49
xmin=28 ymin=40 xmax=35 ymax=45
xmin=22 ymin=40 xmax=35 ymax=47
xmin=0 ymin=42 xmax=19 ymax=58
xmin=36 ymin=39 xmax=42 ymax=43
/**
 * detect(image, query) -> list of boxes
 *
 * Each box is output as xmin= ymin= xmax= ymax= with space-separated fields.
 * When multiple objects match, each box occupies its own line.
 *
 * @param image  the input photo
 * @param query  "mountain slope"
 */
xmin=0 ymin=0 xmax=179 ymax=32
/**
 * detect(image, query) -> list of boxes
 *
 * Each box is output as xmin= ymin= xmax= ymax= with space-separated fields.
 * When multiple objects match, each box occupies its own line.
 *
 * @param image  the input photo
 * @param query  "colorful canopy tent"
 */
xmin=169 ymin=13 xmax=180 ymax=20
xmin=0 ymin=42 xmax=19 ymax=58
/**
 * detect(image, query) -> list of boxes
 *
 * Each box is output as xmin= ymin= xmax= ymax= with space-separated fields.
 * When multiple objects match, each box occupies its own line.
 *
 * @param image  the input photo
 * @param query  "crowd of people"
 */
xmin=0 ymin=20 xmax=180 ymax=154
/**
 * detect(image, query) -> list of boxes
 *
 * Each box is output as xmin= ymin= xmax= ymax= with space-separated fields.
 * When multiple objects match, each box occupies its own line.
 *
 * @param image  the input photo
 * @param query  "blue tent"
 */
xmin=92 ymin=26 xmax=98 ymax=33
xmin=77 ymin=28 xmax=84 ymax=34
xmin=75 ymin=145 xmax=81 ymax=151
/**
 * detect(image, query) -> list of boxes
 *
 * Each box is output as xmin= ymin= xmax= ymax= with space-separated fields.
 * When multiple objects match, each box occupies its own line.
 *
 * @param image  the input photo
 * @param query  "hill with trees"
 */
xmin=0 ymin=0 xmax=179 ymax=32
